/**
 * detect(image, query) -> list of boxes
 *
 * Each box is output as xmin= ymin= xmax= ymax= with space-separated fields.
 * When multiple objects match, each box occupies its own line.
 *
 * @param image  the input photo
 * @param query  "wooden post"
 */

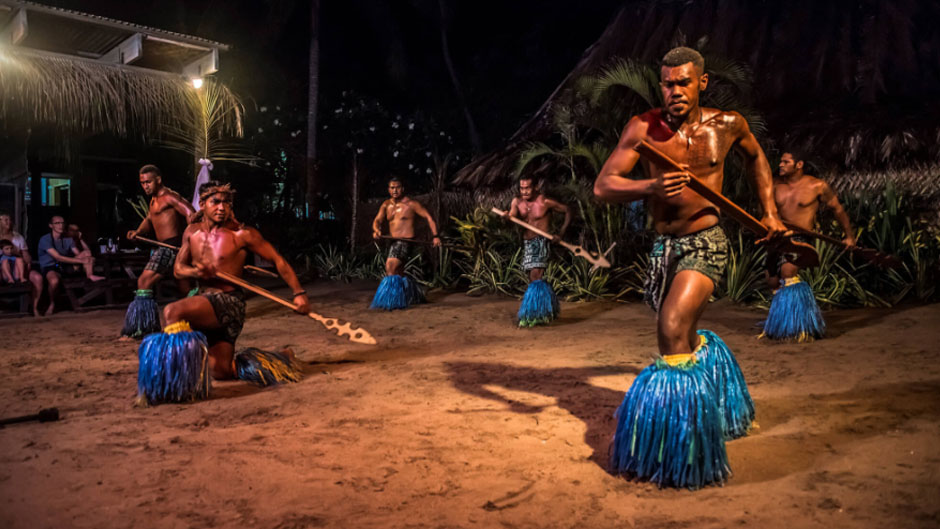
xmin=349 ymin=153 xmax=359 ymax=250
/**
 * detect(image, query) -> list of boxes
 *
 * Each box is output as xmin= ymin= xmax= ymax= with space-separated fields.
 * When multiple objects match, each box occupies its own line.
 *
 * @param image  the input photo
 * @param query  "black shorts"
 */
xmin=40 ymin=264 xmax=82 ymax=278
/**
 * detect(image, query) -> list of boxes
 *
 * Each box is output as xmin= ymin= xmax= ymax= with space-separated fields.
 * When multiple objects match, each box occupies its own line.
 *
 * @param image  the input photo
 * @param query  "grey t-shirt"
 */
xmin=37 ymin=234 xmax=75 ymax=269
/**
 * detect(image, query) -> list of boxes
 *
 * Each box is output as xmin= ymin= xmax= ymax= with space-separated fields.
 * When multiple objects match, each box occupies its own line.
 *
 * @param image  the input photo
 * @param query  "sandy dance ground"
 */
xmin=1 ymin=280 xmax=938 ymax=529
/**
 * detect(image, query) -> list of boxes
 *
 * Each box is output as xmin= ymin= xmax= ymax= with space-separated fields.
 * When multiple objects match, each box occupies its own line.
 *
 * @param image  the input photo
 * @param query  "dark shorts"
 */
xmin=388 ymin=240 xmax=413 ymax=261
xmin=40 ymin=264 xmax=82 ymax=278
xmin=201 ymin=290 xmax=247 ymax=345
xmin=644 ymin=225 xmax=729 ymax=313
xmin=145 ymin=236 xmax=181 ymax=276
xmin=522 ymin=236 xmax=550 ymax=271
xmin=765 ymin=235 xmax=812 ymax=276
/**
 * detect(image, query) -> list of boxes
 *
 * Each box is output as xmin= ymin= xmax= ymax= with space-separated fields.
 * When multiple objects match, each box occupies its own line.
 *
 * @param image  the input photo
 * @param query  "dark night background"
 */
xmin=21 ymin=0 xmax=940 ymax=251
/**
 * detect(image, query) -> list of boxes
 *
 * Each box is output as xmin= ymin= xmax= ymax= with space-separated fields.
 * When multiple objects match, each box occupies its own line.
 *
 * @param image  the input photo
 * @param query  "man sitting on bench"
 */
xmin=28 ymin=216 xmax=105 ymax=316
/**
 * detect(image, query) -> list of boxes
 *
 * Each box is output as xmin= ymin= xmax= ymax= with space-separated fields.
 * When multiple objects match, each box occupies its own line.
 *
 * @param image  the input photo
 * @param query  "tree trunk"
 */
xmin=305 ymin=0 xmax=321 ymax=216
xmin=438 ymin=0 xmax=481 ymax=153
xmin=349 ymin=154 xmax=359 ymax=251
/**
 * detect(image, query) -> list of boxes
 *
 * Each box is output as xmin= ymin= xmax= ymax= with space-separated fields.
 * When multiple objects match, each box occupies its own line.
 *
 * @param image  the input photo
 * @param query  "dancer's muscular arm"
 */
xmin=165 ymin=191 xmax=196 ymax=221
xmin=411 ymin=201 xmax=441 ymax=248
xmin=594 ymin=117 xmax=689 ymax=202
xmin=372 ymin=201 xmax=388 ymax=239
xmin=128 ymin=215 xmax=152 ymax=240
xmin=820 ymin=181 xmax=856 ymax=247
xmin=545 ymin=199 xmax=572 ymax=242
xmin=241 ymin=227 xmax=310 ymax=313
xmin=506 ymin=197 xmax=520 ymax=219
xmin=173 ymin=225 xmax=202 ymax=280
xmin=731 ymin=114 xmax=786 ymax=236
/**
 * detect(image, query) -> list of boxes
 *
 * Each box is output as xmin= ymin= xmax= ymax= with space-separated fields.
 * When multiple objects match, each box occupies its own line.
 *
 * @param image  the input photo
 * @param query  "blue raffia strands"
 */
xmin=121 ymin=289 xmax=161 ymax=338
xmin=370 ymin=275 xmax=409 ymax=310
xmin=610 ymin=356 xmax=731 ymax=489
xmin=695 ymin=330 xmax=755 ymax=439
xmin=762 ymin=278 xmax=825 ymax=342
xmin=136 ymin=323 xmax=210 ymax=405
xmin=235 ymin=347 xmax=304 ymax=386
xmin=517 ymin=279 xmax=560 ymax=327
xmin=404 ymin=276 xmax=426 ymax=305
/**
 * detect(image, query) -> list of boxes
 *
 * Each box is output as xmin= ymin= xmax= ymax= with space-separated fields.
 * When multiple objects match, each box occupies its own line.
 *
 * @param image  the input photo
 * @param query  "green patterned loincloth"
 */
xmin=644 ymin=225 xmax=729 ymax=313
xmin=144 ymin=246 xmax=177 ymax=276
xmin=522 ymin=236 xmax=550 ymax=271
xmin=201 ymin=290 xmax=247 ymax=345
xmin=764 ymin=235 xmax=812 ymax=276
xmin=388 ymin=240 xmax=413 ymax=261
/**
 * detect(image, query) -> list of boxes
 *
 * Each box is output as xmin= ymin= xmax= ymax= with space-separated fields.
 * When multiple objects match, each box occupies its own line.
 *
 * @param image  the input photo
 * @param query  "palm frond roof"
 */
xmin=455 ymin=0 xmax=940 ymax=192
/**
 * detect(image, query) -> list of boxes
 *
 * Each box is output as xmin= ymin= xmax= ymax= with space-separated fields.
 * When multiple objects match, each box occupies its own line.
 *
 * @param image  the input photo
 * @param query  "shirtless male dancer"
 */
xmin=121 ymin=164 xmax=195 ymax=338
xmin=135 ymin=181 xmax=310 ymax=404
xmin=168 ymin=181 xmax=310 ymax=379
xmin=594 ymin=47 xmax=786 ymax=487
xmin=761 ymin=150 xmax=855 ymax=341
xmin=504 ymin=176 xmax=570 ymax=326
xmin=369 ymin=176 xmax=440 ymax=310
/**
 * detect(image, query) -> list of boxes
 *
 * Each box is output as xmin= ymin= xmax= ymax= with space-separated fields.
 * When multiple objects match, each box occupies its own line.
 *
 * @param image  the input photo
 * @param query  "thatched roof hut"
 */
xmin=454 ymin=0 xmax=940 ymax=209
xmin=0 ymin=1 xmax=240 ymax=243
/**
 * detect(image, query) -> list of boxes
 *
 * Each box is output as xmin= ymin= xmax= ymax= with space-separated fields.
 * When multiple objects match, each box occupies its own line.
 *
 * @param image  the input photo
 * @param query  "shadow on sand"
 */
xmin=444 ymin=361 xmax=641 ymax=471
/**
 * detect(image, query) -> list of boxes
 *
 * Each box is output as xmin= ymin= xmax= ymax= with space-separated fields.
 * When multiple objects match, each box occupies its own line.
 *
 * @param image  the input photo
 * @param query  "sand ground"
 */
xmin=1 ymin=280 xmax=938 ymax=529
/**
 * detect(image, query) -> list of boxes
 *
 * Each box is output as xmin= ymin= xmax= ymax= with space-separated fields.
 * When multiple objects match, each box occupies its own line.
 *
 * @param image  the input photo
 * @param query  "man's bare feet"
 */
xmin=89 ymin=274 xmax=106 ymax=282
xmin=44 ymin=303 xmax=54 ymax=316
xmin=117 ymin=335 xmax=137 ymax=343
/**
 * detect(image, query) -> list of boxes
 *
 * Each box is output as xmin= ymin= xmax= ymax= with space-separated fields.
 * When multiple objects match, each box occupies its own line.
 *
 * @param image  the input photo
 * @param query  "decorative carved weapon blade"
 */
xmin=216 ymin=272 xmax=377 ymax=345
xmin=490 ymin=207 xmax=610 ymax=268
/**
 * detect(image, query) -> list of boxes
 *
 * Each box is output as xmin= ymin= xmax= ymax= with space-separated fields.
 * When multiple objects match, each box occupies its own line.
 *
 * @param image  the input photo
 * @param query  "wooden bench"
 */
xmin=0 ymin=282 xmax=32 ymax=317
xmin=63 ymin=277 xmax=137 ymax=312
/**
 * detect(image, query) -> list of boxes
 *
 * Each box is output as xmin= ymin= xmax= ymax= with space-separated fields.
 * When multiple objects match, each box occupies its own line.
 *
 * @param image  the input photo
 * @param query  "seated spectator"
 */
xmin=28 ymin=216 xmax=105 ymax=316
xmin=0 ymin=211 xmax=31 ymax=274
xmin=0 ymin=239 xmax=26 ymax=284
xmin=67 ymin=223 xmax=94 ymax=265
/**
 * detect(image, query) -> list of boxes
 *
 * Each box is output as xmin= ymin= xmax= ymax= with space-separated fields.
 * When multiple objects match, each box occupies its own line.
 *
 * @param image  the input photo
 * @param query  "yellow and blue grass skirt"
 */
xmin=121 ymin=289 xmax=161 ymax=338
xmin=610 ymin=353 xmax=730 ymax=489
xmin=234 ymin=347 xmax=304 ymax=386
xmin=517 ymin=279 xmax=560 ymax=327
xmin=761 ymin=277 xmax=825 ymax=342
xmin=370 ymin=275 xmax=409 ymax=310
xmin=136 ymin=321 xmax=210 ymax=405
xmin=695 ymin=330 xmax=755 ymax=439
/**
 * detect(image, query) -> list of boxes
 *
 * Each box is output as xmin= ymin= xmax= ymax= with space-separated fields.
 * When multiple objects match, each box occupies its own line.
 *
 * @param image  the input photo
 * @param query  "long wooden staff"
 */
xmin=133 ymin=235 xmax=279 ymax=278
xmin=378 ymin=235 xmax=472 ymax=250
xmin=215 ymin=271 xmax=377 ymax=345
xmin=633 ymin=140 xmax=820 ymax=268
xmin=782 ymin=222 xmax=902 ymax=269
xmin=490 ymin=207 xmax=610 ymax=268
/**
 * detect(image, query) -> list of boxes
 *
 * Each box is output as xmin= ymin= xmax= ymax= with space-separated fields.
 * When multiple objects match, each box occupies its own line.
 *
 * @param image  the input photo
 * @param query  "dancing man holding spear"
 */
xmin=136 ymin=181 xmax=310 ymax=405
xmin=760 ymin=149 xmax=856 ymax=341
xmin=499 ymin=175 xmax=571 ymax=327
xmin=593 ymin=47 xmax=790 ymax=488
xmin=120 ymin=165 xmax=196 ymax=339
xmin=370 ymin=176 xmax=441 ymax=310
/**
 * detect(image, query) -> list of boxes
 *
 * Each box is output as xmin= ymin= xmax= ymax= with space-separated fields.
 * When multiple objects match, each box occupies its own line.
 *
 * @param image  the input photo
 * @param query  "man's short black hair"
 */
xmin=0 ymin=210 xmax=10 ymax=218
xmin=784 ymin=148 xmax=808 ymax=166
xmin=518 ymin=175 xmax=539 ymax=186
xmin=388 ymin=176 xmax=403 ymax=186
xmin=139 ymin=164 xmax=161 ymax=176
xmin=661 ymin=47 xmax=705 ymax=73
xmin=0 ymin=239 xmax=12 ymax=248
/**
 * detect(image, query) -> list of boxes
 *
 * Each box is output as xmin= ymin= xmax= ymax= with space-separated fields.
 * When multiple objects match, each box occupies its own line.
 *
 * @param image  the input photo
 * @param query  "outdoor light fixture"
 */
xmin=191 ymin=77 xmax=204 ymax=89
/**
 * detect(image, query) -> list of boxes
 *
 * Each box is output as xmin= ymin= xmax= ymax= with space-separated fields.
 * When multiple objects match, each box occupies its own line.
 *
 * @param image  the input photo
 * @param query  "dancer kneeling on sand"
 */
xmin=136 ymin=181 xmax=310 ymax=406
xmin=370 ymin=176 xmax=440 ymax=310
xmin=594 ymin=47 xmax=785 ymax=488
xmin=121 ymin=165 xmax=195 ymax=339
xmin=760 ymin=150 xmax=855 ymax=342
xmin=500 ymin=176 xmax=570 ymax=327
